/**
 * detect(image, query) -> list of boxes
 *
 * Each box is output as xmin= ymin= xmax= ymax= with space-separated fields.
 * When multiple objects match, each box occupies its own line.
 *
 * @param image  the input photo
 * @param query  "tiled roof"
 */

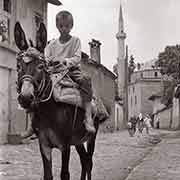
xmin=81 ymin=52 xmax=116 ymax=80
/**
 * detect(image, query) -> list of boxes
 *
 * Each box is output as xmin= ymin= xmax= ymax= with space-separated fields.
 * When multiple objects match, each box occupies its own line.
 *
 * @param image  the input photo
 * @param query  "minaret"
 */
xmin=116 ymin=4 xmax=126 ymax=99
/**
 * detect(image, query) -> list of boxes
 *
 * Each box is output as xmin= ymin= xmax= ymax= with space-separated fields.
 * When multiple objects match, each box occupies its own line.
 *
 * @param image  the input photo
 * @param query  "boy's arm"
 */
xmin=44 ymin=43 xmax=52 ymax=61
xmin=64 ymin=38 xmax=81 ymax=68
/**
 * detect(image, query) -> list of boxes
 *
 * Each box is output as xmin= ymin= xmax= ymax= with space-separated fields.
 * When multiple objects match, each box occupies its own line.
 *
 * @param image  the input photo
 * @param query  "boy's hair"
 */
xmin=56 ymin=10 xmax=74 ymax=28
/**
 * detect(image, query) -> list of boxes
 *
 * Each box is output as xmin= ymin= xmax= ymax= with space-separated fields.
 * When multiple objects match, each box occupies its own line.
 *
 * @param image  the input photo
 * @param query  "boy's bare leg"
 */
xmin=84 ymin=102 xmax=96 ymax=133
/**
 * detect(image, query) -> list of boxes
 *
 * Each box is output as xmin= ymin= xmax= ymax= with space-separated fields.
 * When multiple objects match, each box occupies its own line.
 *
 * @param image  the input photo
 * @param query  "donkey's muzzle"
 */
xmin=18 ymin=93 xmax=34 ymax=109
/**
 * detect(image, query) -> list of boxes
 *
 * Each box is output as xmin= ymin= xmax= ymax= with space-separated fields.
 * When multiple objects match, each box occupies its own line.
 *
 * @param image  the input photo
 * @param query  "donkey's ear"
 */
xmin=36 ymin=23 xmax=47 ymax=53
xmin=14 ymin=22 xmax=29 ymax=50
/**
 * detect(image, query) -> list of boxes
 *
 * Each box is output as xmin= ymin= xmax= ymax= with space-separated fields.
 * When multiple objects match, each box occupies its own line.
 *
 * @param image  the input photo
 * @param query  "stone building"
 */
xmin=82 ymin=39 xmax=116 ymax=132
xmin=0 ymin=0 xmax=61 ymax=144
xmin=128 ymin=68 xmax=162 ymax=118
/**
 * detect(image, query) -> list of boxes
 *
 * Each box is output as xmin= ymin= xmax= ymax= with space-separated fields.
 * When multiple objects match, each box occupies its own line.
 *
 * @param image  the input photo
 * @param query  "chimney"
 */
xmin=89 ymin=39 xmax=101 ymax=64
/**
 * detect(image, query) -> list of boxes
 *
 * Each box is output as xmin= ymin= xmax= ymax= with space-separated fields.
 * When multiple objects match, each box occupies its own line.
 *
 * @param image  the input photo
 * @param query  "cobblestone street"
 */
xmin=126 ymin=132 xmax=180 ymax=180
xmin=0 ymin=129 xmax=179 ymax=180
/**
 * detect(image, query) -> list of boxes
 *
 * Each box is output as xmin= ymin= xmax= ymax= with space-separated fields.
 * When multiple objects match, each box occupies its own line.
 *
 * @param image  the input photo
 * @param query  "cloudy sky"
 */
xmin=47 ymin=0 xmax=180 ymax=71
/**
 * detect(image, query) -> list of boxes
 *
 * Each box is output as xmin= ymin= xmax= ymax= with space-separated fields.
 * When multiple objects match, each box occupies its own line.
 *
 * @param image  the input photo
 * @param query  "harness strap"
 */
xmin=64 ymin=73 xmax=79 ymax=132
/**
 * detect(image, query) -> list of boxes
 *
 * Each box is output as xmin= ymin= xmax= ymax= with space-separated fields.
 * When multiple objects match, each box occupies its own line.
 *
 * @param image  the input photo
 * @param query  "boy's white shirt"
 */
xmin=45 ymin=36 xmax=81 ymax=68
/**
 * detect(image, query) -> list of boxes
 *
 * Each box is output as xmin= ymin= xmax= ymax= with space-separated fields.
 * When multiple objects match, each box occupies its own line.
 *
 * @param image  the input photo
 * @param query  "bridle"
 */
xmin=17 ymin=50 xmax=53 ymax=105
xmin=17 ymin=47 xmax=70 ymax=106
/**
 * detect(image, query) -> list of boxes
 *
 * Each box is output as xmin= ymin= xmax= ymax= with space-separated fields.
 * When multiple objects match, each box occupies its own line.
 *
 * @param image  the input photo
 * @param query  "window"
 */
xmin=154 ymin=72 xmax=158 ymax=77
xmin=32 ymin=12 xmax=43 ymax=43
xmin=133 ymin=86 xmax=135 ymax=93
xmin=116 ymin=108 xmax=119 ymax=121
xmin=135 ymin=96 xmax=137 ymax=105
xmin=3 ymin=0 xmax=11 ymax=13
xmin=0 ymin=0 xmax=11 ymax=44
xmin=131 ymin=97 xmax=133 ymax=107
xmin=0 ymin=18 xmax=9 ymax=43
xmin=35 ymin=12 xmax=43 ymax=30
xmin=140 ymin=72 xmax=143 ymax=78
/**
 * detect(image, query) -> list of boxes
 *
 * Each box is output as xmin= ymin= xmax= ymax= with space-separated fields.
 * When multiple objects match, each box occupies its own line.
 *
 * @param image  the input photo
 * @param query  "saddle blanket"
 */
xmin=51 ymin=74 xmax=109 ymax=121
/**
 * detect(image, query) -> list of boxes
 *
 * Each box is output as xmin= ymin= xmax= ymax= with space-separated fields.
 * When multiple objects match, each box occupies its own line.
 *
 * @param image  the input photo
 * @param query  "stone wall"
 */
xmin=128 ymin=80 xmax=162 ymax=118
xmin=154 ymin=108 xmax=171 ymax=129
xmin=81 ymin=61 xmax=116 ymax=132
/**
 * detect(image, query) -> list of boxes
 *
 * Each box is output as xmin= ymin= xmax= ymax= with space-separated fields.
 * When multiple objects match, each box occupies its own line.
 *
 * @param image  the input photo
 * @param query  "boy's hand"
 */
xmin=62 ymin=59 xmax=67 ymax=66
xmin=62 ymin=59 xmax=73 ymax=69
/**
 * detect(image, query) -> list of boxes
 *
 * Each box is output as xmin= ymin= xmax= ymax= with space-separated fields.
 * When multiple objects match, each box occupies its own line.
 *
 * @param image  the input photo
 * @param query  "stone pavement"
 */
xmin=125 ymin=130 xmax=180 ymax=180
xmin=0 ymin=129 xmax=179 ymax=180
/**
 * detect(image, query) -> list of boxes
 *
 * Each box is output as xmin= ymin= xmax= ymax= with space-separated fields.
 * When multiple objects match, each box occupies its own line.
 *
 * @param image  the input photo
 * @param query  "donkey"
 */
xmin=14 ymin=22 xmax=104 ymax=180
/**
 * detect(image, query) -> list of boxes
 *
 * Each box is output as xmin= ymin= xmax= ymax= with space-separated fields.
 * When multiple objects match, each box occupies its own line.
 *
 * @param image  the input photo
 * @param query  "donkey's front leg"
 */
xmin=75 ymin=144 xmax=87 ymax=180
xmin=61 ymin=146 xmax=71 ymax=180
xmin=39 ymin=142 xmax=53 ymax=180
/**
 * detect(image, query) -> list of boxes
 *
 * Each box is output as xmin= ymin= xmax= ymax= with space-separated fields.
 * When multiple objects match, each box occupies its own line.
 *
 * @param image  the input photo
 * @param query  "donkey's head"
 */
xmin=14 ymin=22 xmax=48 ymax=109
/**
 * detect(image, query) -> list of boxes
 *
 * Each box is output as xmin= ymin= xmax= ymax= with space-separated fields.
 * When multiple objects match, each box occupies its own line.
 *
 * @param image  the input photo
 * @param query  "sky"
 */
xmin=47 ymin=0 xmax=180 ymax=71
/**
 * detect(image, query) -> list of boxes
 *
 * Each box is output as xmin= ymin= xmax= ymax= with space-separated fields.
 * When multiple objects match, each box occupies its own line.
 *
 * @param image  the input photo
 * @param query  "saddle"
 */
xmin=50 ymin=68 xmax=109 ymax=121
xmin=52 ymin=74 xmax=83 ymax=107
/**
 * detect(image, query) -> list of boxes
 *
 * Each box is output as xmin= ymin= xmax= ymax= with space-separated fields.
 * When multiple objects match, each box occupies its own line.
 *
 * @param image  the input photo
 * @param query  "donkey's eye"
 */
xmin=37 ymin=64 xmax=44 ymax=71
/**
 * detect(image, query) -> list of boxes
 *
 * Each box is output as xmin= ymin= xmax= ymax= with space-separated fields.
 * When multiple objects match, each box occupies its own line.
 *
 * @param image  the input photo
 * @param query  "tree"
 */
xmin=156 ymin=45 xmax=180 ymax=80
xmin=128 ymin=55 xmax=136 ymax=82
xmin=155 ymin=45 xmax=180 ymax=106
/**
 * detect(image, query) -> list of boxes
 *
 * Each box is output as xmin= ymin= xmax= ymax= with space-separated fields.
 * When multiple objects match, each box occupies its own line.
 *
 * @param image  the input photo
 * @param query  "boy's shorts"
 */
xmin=68 ymin=66 xmax=93 ymax=103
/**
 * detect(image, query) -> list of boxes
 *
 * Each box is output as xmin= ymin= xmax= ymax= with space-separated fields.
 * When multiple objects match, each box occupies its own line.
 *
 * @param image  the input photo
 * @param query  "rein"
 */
xmin=18 ymin=68 xmax=53 ymax=103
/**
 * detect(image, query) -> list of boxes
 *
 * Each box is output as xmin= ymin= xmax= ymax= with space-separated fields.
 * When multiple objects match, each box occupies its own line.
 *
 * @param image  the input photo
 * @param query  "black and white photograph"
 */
xmin=0 ymin=0 xmax=180 ymax=179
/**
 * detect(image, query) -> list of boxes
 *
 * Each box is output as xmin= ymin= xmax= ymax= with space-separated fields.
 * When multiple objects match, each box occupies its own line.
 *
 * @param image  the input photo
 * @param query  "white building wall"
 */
xmin=0 ymin=67 xmax=9 ymax=143
xmin=172 ymin=98 xmax=179 ymax=129
xmin=128 ymin=82 xmax=141 ymax=118
xmin=115 ymin=103 xmax=123 ymax=130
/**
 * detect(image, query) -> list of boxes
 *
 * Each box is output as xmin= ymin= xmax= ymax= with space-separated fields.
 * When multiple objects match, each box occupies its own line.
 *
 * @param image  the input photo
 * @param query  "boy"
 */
xmin=21 ymin=10 xmax=95 ymax=139
xmin=45 ymin=10 xmax=95 ymax=133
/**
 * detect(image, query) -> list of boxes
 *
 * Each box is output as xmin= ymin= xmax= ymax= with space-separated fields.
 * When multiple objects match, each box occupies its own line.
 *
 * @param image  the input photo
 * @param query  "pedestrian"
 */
xmin=137 ymin=112 xmax=144 ymax=133
xmin=127 ymin=116 xmax=137 ymax=137
xmin=155 ymin=116 xmax=160 ymax=129
xmin=144 ymin=114 xmax=152 ymax=135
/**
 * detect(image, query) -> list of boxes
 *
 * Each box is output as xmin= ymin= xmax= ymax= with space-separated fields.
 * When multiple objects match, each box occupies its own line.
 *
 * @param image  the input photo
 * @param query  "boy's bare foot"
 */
xmin=20 ymin=128 xmax=34 ymax=139
xmin=85 ymin=118 xmax=96 ymax=134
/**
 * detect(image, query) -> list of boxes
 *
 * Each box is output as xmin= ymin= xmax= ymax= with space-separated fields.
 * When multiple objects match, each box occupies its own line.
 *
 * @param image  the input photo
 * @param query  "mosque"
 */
xmin=114 ymin=4 xmax=163 ymax=128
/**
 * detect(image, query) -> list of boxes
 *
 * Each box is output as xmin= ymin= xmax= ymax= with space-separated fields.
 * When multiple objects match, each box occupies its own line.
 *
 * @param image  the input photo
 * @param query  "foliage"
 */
xmin=0 ymin=20 xmax=8 ymax=42
xmin=161 ymin=80 xmax=176 ymax=106
xmin=0 ymin=20 xmax=8 ymax=35
xmin=155 ymin=45 xmax=180 ymax=105
xmin=128 ymin=55 xmax=136 ymax=82
xmin=155 ymin=45 xmax=180 ymax=81
xmin=128 ymin=55 xmax=136 ymax=73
